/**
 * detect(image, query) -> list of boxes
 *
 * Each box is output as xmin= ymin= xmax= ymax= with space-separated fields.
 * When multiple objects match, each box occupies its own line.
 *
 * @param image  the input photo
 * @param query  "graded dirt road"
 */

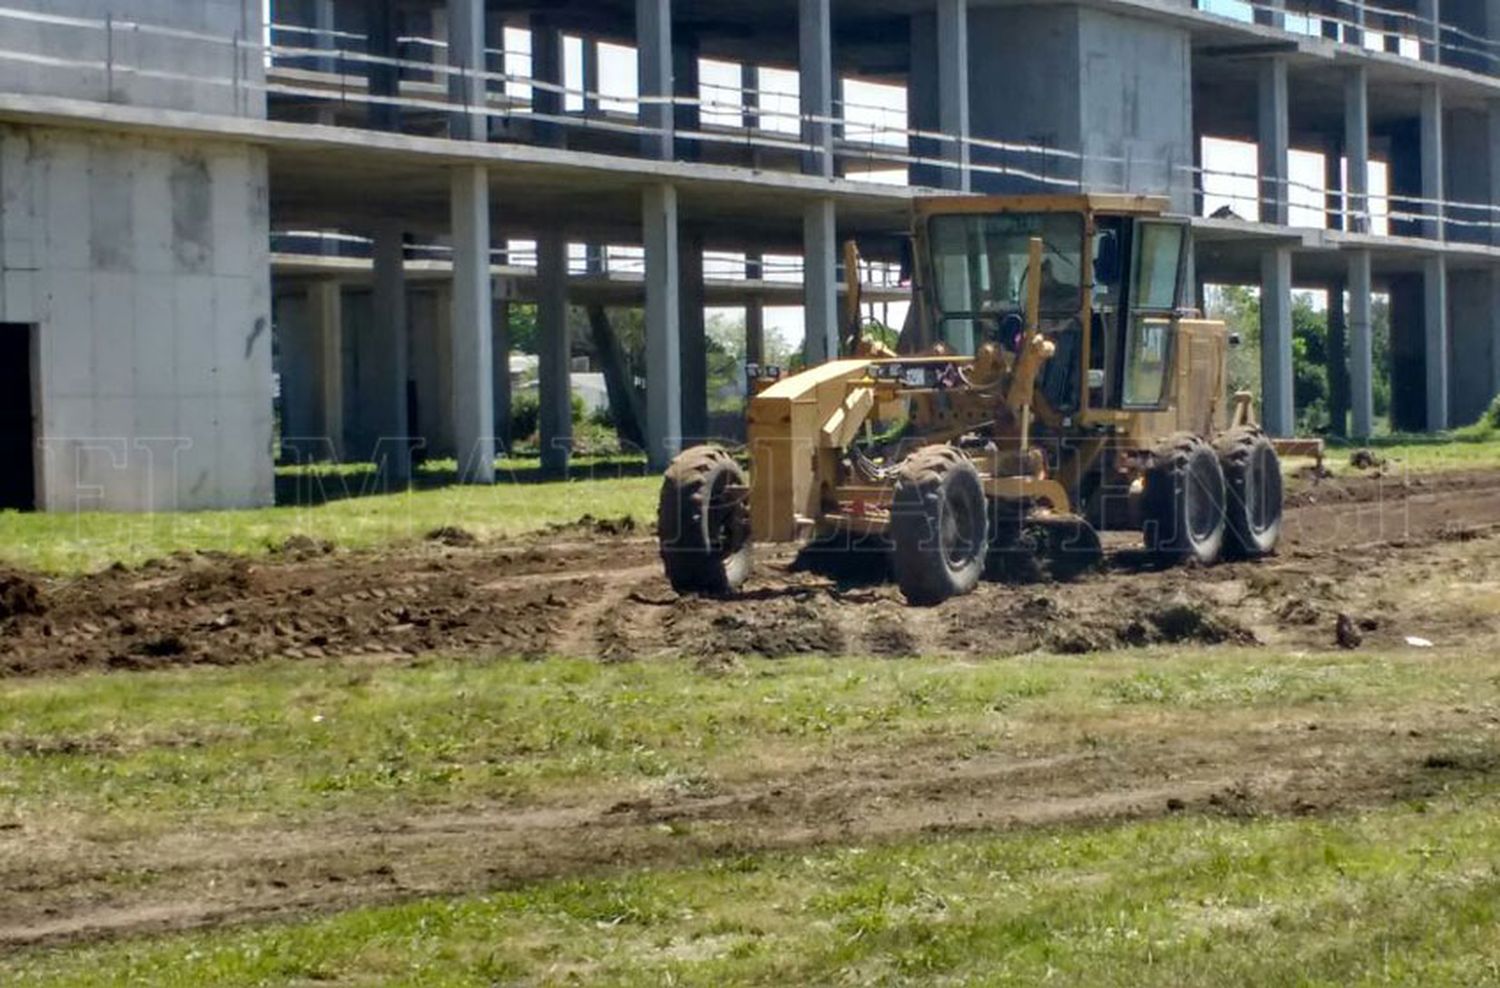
xmin=3 ymin=467 xmax=1499 ymax=677
xmin=1 ymin=466 xmax=1498 ymax=951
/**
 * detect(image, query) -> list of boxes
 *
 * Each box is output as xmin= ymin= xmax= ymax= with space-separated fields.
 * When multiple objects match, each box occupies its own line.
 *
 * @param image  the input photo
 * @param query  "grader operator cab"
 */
xmin=658 ymin=194 xmax=1285 ymax=605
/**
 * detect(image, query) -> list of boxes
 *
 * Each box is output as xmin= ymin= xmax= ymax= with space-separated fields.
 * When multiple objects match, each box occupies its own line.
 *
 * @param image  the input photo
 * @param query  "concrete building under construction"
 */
xmin=1 ymin=0 xmax=1498 ymax=511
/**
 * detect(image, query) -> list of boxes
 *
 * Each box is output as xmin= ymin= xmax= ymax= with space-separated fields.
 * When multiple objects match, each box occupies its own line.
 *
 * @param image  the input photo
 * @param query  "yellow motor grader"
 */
xmin=658 ymin=194 xmax=1285 ymax=605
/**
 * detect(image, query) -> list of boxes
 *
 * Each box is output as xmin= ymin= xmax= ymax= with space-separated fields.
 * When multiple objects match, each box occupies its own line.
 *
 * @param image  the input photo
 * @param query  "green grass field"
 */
xmin=3 ymin=646 xmax=1498 ymax=986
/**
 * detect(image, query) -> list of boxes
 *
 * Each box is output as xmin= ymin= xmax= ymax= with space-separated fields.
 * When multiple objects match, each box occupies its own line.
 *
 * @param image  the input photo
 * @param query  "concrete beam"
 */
xmin=1421 ymin=83 xmax=1444 ymax=241
xmin=370 ymin=223 xmax=412 ymax=484
xmin=1425 ymin=254 xmax=1449 ymax=430
xmin=637 ymin=0 xmax=674 ymax=160
xmin=450 ymin=164 xmax=495 ymax=483
xmin=1257 ymin=58 xmax=1289 ymax=226
xmin=1260 ymin=246 xmax=1294 ymax=437
xmin=537 ymin=232 xmax=572 ymax=474
xmin=1345 ymin=67 xmax=1369 ymax=234
xmin=680 ymin=233 xmax=708 ymax=442
xmin=937 ymin=0 xmax=970 ymax=192
xmin=1349 ymin=249 xmax=1375 ymax=439
xmin=643 ymin=184 xmax=682 ymax=469
xmin=799 ymin=0 xmax=834 ymax=178
xmin=310 ymin=279 xmax=344 ymax=459
xmin=803 ymin=198 xmax=838 ymax=364
xmin=447 ymin=0 xmax=486 ymax=140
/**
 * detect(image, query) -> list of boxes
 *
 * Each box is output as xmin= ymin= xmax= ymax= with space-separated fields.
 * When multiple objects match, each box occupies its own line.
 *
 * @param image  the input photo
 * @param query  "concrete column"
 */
xmin=368 ymin=0 xmax=401 ymax=131
xmin=745 ymin=253 xmax=765 ymax=366
xmin=1345 ymin=67 xmax=1370 ymax=234
xmin=582 ymin=38 xmax=601 ymax=118
xmin=1349 ymin=249 xmax=1375 ymax=439
xmin=1327 ymin=277 xmax=1349 ymax=436
xmin=530 ymin=16 xmax=564 ymax=147
xmin=584 ymin=243 xmax=606 ymax=276
xmin=1418 ymin=0 xmax=1439 ymax=63
xmin=1324 ymin=142 xmax=1344 ymax=232
xmin=1424 ymin=254 xmax=1449 ymax=430
xmin=1260 ymin=246 xmax=1295 ymax=437
xmin=1421 ymin=83 xmax=1444 ymax=241
xmin=1258 ymin=58 xmax=1290 ymax=226
xmin=637 ymin=0 xmax=674 ymax=160
xmin=680 ymin=233 xmax=707 ymax=443
xmin=1346 ymin=0 xmax=1365 ymax=48
xmin=310 ymin=280 xmax=344 ymax=459
xmin=937 ymin=0 xmax=970 ymax=192
xmin=1489 ymin=101 xmax=1500 ymax=248
xmin=1493 ymin=268 xmax=1500 ymax=399
xmin=449 ymin=165 xmax=494 ymax=483
xmin=494 ymin=298 xmax=512 ymax=452
xmin=643 ymin=184 xmax=682 ymax=469
xmin=803 ymin=198 xmax=839 ymax=364
xmin=313 ymin=0 xmax=337 ymax=76
xmin=799 ymin=0 xmax=835 ymax=178
xmin=1489 ymin=2 xmax=1500 ymax=75
xmin=370 ymin=224 xmax=411 ymax=483
xmin=447 ymin=0 xmax=486 ymax=140
xmin=741 ymin=63 xmax=760 ymax=130
xmin=537 ymin=233 xmax=571 ymax=474
xmin=673 ymin=33 xmax=701 ymax=162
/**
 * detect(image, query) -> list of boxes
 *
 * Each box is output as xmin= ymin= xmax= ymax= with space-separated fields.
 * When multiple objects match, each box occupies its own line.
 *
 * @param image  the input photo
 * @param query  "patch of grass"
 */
xmin=9 ymin=789 xmax=1500 ymax=986
xmin=1322 ymin=433 xmax=1500 ymax=476
xmin=0 ymin=467 xmax=658 ymax=574
xmin=0 ymin=649 xmax=1487 ymax=834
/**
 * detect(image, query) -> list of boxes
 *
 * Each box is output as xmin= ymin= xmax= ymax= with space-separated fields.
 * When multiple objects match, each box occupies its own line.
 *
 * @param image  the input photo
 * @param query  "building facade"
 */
xmin=0 ymin=0 xmax=1497 ymax=510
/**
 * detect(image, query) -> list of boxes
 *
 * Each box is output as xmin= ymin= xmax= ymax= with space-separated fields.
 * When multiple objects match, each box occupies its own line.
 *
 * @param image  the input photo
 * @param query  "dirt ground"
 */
xmin=2 ymin=467 xmax=1500 ymax=950
xmin=3 ymin=467 xmax=1499 ymax=678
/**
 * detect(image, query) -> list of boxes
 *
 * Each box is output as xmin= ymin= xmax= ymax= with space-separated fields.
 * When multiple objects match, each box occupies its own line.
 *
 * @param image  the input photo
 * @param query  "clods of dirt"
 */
xmin=0 ymin=572 xmax=44 ymax=622
xmin=1349 ymin=448 xmax=1385 ymax=471
xmin=426 ymin=526 xmax=479 ymax=548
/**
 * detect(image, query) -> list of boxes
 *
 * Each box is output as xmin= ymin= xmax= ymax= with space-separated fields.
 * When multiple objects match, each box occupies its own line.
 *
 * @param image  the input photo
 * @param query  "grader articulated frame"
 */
xmin=659 ymin=194 xmax=1289 ymax=605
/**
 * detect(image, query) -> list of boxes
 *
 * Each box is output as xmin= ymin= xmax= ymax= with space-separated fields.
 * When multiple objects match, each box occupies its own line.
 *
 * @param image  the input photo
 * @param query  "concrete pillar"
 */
xmin=937 ymin=0 xmax=970 ymax=192
xmin=803 ymin=198 xmax=838 ymax=364
xmin=1418 ymin=0 xmax=1439 ymax=63
xmin=680 ymin=233 xmax=707 ymax=442
xmin=447 ymin=0 xmax=486 ymax=140
xmin=537 ymin=233 xmax=571 ymax=474
xmin=1324 ymin=142 xmax=1344 ymax=232
xmin=310 ymin=280 xmax=344 ymax=459
xmin=584 ymin=243 xmax=606 ymax=276
xmin=1489 ymin=2 xmax=1500 ymax=75
xmin=1489 ymin=101 xmax=1500 ymax=248
xmin=745 ymin=253 xmax=765 ymax=366
xmin=1425 ymin=254 xmax=1449 ymax=430
xmin=1345 ymin=67 xmax=1370 ymax=234
xmin=370 ymin=224 xmax=412 ymax=483
xmin=799 ymin=0 xmax=835 ymax=178
xmin=313 ymin=0 xmax=338 ymax=76
xmin=1493 ymin=269 xmax=1500 ymax=400
xmin=673 ymin=33 xmax=701 ymax=162
xmin=1258 ymin=58 xmax=1290 ymax=226
xmin=1421 ymin=83 xmax=1444 ymax=241
xmin=1260 ymin=246 xmax=1294 ymax=436
xmin=449 ymin=165 xmax=494 ymax=483
xmin=1349 ymin=249 xmax=1375 ymax=439
xmin=494 ymin=298 xmax=512 ymax=452
xmin=643 ymin=184 xmax=682 ymax=469
xmin=1327 ymin=277 xmax=1349 ymax=436
xmin=637 ymin=0 xmax=674 ymax=160
xmin=368 ymin=0 xmax=401 ymax=131
xmin=1346 ymin=0 xmax=1365 ymax=48
xmin=582 ymin=38 xmax=601 ymax=118
xmin=530 ymin=16 xmax=564 ymax=147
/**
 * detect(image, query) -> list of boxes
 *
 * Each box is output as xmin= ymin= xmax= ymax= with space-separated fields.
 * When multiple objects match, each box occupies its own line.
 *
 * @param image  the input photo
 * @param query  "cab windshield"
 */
xmin=927 ymin=211 xmax=1085 ymax=354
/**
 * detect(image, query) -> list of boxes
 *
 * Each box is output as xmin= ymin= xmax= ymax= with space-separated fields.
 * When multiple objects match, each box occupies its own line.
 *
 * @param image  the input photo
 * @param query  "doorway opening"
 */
xmin=0 ymin=324 xmax=36 ymax=511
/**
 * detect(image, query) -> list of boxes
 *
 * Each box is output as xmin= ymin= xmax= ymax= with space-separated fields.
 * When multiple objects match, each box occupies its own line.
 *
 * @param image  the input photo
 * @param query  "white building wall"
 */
xmin=0 ymin=124 xmax=273 ymax=511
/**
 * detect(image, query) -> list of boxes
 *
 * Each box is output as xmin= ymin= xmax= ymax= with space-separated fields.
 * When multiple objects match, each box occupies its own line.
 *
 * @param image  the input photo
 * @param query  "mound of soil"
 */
xmin=0 ymin=572 xmax=43 ymax=622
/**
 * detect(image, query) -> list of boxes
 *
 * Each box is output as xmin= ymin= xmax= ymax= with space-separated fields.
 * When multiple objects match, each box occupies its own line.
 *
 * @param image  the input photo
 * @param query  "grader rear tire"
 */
xmin=1143 ymin=433 xmax=1227 ymax=566
xmin=1215 ymin=426 xmax=1283 ymax=559
xmin=657 ymin=446 xmax=751 ymax=595
xmin=890 ymin=446 xmax=988 ymax=606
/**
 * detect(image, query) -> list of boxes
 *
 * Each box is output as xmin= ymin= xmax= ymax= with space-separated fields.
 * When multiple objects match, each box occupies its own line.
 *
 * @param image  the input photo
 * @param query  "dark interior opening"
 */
xmin=0 ymin=324 xmax=36 ymax=511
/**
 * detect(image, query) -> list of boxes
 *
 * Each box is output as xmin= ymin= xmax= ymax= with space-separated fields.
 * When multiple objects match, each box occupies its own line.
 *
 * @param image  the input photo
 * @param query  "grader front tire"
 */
xmin=657 ymin=446 xmax=752 ymax=595
xmin=1215 ymin=426 xmax=1283 ymax=559
xmin=890 ymin=446 xmax=988 ymax=606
